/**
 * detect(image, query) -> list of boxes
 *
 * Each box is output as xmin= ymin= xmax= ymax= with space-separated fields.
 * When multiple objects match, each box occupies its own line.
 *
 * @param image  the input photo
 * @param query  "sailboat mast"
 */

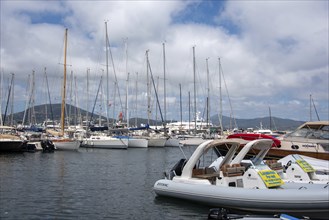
xmin=206 ymin=58 xmax=210 ymax=127
xmin=10 ymin=73 xmax=14 ymax=126
xmin=193 ymin=46 xmax=197 ymax=135
xmin=135 ymin=72 xmax=138 ymax=127
xmin=126 ymin=72 xmax=130 ymax=128
xmin=125 ymin=38 xmax=129 ymax=128
xmin=3 ymin=73 xmax=14 ymax=126
xmin=31 ymin=70 xmax=36 ymax=125
xmin=163 ymin=42 xmax=167 ymax=123
xmin=105 ymin=22 xmax=110 ymax=130
xmin=179 ymin=83 xmax=182 ymax=127
xmin=218 ymin=58 xmax=223 ymax=135
xmin=22 ymin=73 xmax=31 ymax=126
xmin=86 ymin=68 xmax=90 ymax=125
xmin=146 ymin=50 xmax=150 ymax=125
xmin=60 ymin=28 xmax=68 ymax=135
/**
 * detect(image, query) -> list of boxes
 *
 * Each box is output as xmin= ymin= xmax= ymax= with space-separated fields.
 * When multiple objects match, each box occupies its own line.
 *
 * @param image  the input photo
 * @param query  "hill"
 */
xmin=210 ymin=115 xmax=304 ymax=131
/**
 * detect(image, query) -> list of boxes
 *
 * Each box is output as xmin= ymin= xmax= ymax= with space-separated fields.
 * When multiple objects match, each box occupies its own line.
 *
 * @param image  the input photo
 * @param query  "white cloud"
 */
xmin=0 ymin=0 xmax=328 ymax=123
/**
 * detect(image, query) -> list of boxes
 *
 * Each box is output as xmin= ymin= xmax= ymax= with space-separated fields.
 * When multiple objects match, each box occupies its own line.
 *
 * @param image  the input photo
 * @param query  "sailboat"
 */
xmin=143 ymin=50 xmax=167 ymax=147
xmin=81 ymin=22 xmax=128 ymax=149
xmin=49 ymin=28 xmax=80 ymax=150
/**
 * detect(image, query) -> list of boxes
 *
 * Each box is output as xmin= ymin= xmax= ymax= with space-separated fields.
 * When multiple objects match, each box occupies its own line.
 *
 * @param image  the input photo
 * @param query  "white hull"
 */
xmin=179 ymin=137 xmax=205 ymax=146
xmin=53 ymin=139 xmax=80 ymax=150
xmin=165 ymin=138 xmax=180 ymax=147
xmin=128 ymin=138 xmax=148 ymax=148
xmin=82 ymin=137 xmax=128 ymax=149
xmin=154 ymin=179 xmax=328 ymax=216
xmin=154 ymin=139 xmax=329 ymax=219
xmin=148 ymin=137 xmax=167 ymax=147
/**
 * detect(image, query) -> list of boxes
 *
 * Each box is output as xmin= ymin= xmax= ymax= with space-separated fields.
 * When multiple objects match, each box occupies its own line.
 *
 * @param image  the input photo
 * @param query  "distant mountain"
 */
xmin=210 ymin=115 xmax=305 ymax=131
xmin=2 ymin=104 xmax=305 ymax=131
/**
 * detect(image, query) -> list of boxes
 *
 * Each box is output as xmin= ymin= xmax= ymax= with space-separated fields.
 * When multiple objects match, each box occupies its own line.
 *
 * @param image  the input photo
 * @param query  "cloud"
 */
xmin=0 ymin=0 xmax=328 ymax=123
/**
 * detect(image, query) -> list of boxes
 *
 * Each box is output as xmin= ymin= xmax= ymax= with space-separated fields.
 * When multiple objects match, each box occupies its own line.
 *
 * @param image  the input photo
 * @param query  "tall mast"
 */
xmin=44 ymin=68 xmax=47 ymax=123
xmin=188 ymin=91 xmax=191 ymax=132
xmin=218 ymin=58 xmax=223 ymax=135
xmin=22 ymin=73 xmax=31 ymax=126
xmin=31 ymin=70 xmax=36 ymax=125
xmin=146 ymin=50 xmax=150 ymax=125
xmin=206 ymin=58 xmax=210 ymax=127
xmin=179 ymin=83 xmax=182 ymax=127
xmin=126 ymin=72 xmax=130 ymax=128
xmin=163 ymin=42 xmax=167 ymax=123
xmin=69 ymin=70 xmax=73 ymax=126
xmin=125 ymin=38 xmax=129 ymax=128
xmin=60 ymin=28 xmax=68 ymax=135
xmin=135 ymin=72 xmax=138 ymax=127
xmin=10 ymin=73 xmax=15 ymax=126
xmin=86 ymin=68 xmax=90 ymax=125
xmin=105 ymin=21 xmax=110 ymax=130
xmin=3 ymin=73 xmax=14 ymax=125
xmin=156 ymin=76 xmax=159 ymax=128
xmin=193 ymin=46 xmax=197 ymax=135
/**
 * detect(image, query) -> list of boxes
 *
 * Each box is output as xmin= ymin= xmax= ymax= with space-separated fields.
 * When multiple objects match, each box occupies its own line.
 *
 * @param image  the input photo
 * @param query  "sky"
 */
xmin=0 ymin=0 xmax=328 ymax=124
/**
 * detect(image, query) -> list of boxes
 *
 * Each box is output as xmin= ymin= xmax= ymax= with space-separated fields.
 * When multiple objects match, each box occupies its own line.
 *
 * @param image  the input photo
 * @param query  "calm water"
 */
xmin=0 ymin=147 xmax=211 ymax=220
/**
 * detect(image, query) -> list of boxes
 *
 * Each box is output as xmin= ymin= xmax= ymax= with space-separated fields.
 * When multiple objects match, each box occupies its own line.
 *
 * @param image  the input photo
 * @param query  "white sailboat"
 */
xmin=144 ymin=50 xmax=167 ymax=147
xmin=50 ymin=28 xmax=80 ymax=150
xmin=81 ymin=22 xmax=129 ymax=149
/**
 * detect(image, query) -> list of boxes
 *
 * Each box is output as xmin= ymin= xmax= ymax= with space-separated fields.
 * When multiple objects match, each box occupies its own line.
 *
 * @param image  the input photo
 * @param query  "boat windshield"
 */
xmin=196 ymin=146 xmax=224 ymax=171
xmin=286 ymin=125 xmax=329 ymax=140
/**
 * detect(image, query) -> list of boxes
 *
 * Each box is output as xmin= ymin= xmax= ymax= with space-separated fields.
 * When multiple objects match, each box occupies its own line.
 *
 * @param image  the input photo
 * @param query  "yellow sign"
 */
xmin=296 ymin=159 xmax=316 ymax=173
xmin=258 ymin=170 xmax=284 ymax=188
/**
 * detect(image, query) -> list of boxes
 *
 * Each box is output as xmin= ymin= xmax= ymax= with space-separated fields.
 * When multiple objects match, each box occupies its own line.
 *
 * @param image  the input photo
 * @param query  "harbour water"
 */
xmin=0 ymin=146 xmax=211 ymax=219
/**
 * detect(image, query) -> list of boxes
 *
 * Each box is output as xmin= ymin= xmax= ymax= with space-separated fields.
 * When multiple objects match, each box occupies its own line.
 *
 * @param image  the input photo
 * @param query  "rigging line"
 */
xmin=22 ymin=74 xmax=31 ymax=126
xmin=311 ymin=96 xmax=320 ymax=121
xmin=45 ymin=69 xmax=55 ymax=128
xmin=107 ymin=34 xmax=124 ymax=113
xmin=3 ymin=73 xmax=14 ymax=125
xmin=147 ymin=55 xmax=167 ymax=136
xmin=220 ymin=63 xmax=238 ymax=129
xmin=89 ymin=75 xmax=103 ymax=129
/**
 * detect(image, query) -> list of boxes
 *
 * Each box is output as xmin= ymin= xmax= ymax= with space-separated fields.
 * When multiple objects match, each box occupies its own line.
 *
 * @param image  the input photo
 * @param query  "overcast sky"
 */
xmin=1 ymin=0 xmax=328 ymax=124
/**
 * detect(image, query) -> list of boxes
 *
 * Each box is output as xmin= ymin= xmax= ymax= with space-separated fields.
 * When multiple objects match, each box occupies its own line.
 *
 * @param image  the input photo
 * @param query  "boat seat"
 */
xmin=205 ymin=167 xmax=216 ymax=174
xmin=221 ymin=164 xmax=245 ymax=177
xmin=265 ymin=160 xmax=283 ymax=170
xmin=192 ymin=168 xmax=205 ymax=177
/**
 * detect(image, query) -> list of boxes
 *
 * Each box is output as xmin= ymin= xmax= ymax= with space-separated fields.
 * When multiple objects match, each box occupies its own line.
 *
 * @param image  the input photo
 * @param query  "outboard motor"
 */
xmin=168 ymin=158 xmax=187 ymax=180
xmin=41 ymin=140 xmax=55 ymax=153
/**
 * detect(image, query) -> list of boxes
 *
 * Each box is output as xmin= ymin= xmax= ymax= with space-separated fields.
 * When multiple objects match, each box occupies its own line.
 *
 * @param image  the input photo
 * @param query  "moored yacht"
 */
xmin=273 ymin=121 xmax=329 ymax=160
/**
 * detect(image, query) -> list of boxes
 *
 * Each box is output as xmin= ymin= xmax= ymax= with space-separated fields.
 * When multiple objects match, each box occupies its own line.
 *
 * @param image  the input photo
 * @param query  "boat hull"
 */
xmin=128 ymin=138 xmax=148 ymax=148
xmin=268 ymin=143 xmax=329 ymax=160
xmin=154 ymin=179 xmax=329 ymax=217
xmin=148 ymin=138 xmax=167 ymax=147
xmin=165 ymin=138 xmax=180 ymax=147
xmin=81 ymin=138 xmax=128 ymax=149
xmin=52 ymin=139 xmax=80 ymax=150
xmin=0 ymin=140 xmax=26 ymax=152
